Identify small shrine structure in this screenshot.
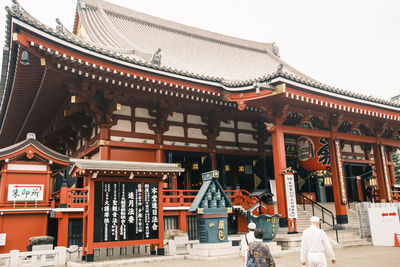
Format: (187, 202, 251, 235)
(189, 170, 233, 243)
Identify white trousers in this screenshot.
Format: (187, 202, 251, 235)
(307, 252, 327, 267)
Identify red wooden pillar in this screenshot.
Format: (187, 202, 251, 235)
(328, 138, 348, 227)
(387, 150, 397, 186)
(57, 214, 69, 247)
(155, 131, 165, 163)
(178, 211, 187, 232)
(271, 121, 288, 226)
(211, 152, 217, 170)
(372, 143, 388, 201)
(171, 174, 178, 190)
(356, 176, 364, 202)
(99, 125, 110, 160)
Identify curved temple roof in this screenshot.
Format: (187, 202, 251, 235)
(1, 0, 399, 112)
(76, 0, 311, 83)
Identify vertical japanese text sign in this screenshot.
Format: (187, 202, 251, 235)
(334, 139, 347, 204)
(284, 173, 297, 219)
(93, 181, 159, 243)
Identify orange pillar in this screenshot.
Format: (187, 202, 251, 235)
(271, 121, 288, 227)
(155, 131, 165, 163)
(171, 174, 178, 190)
(57, 214, 69, 247)
(387, 151, 397, 186)
(356, 176, 364, 202)
(328, 138, 348, 227)
(99, 125, 110, 160)
(178, 211, 187, 232)
(372, 143, 388, 201)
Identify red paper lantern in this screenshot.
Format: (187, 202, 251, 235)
(297, 136, 330, 172)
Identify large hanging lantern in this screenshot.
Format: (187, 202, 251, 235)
(297, 136, 330, 172)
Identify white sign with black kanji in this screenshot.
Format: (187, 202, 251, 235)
(284, 174, 297, 219)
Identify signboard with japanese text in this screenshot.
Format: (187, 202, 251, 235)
(334, 139, 347, 204)
(93, 181, 159, 243)
(146, 182, 159, 239)
(7, 184, 44, 201)
(284, 174, 297, 219)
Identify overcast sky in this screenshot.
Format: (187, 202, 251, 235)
(1, 0, 400, 101)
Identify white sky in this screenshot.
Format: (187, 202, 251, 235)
(1, 0, 400, 100)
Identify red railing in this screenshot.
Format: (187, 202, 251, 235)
(53, 188, 88, 208)
(0, 201, 54, 209)
(162, 189, 270, 215)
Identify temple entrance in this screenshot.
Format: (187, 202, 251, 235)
(165, 151, 269, 193)
(343, 163, 373, 202)
(217, 154, 268, 192)
(165, 151, 211, 190)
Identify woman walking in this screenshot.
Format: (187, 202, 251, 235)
(246, 228, 275, 267)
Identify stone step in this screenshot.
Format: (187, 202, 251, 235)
(338, 238, 372, 248)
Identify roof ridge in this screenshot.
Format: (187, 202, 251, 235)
(83, 0, 275, 55)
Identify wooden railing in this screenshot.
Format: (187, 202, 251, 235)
(162, 189, 270, 215)
(52, 188, 88, 208)
(67, 188, 88, 207)
(393, 190, 400, 202)
(0, 201, 54, 209)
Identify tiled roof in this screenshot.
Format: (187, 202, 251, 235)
(1, 0, 400, 110)
(0, 133, 69, 163)
(70, 158, 184, 173)
(78, 0, 311, 82)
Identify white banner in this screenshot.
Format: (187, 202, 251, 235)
(7, 184, 44, 201)
(285, 174, 297, 219)
(368, 207, 400, 246)
(0, 234, 6, 246)
(269, 180, 277, 202)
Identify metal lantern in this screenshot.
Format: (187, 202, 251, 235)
(323, 175, 332, 187)
(368, 176, 377, 187)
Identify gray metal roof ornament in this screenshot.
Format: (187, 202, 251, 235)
(77, 0, 86, 9)
(277, 63, 284, 73)
(11, 0, 23, 16)
(150, 48, 162, 66)
(272, 43, 280, 58)
(55, 18, 66, 35)
(20, 50, 30, 65)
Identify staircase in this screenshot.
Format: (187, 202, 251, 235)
(295, 202, 360, 232)
(275, 199, 372, 250)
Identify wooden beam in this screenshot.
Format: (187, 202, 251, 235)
(282, 125, 330, 138)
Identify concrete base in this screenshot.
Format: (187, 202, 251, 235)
(275, 234, 302, 250)
(336, 223, 352, 230)
(188, 242, 240, 260)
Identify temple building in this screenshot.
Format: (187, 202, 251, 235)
(0, 0, 399, 261)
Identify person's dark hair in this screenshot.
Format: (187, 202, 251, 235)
(254, 228, 264, 239)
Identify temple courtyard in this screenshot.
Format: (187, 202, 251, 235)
(72, 245, 399, 267)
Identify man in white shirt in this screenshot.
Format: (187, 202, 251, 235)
(241, 222, 256, 265)
(300, 216, 336, 267)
